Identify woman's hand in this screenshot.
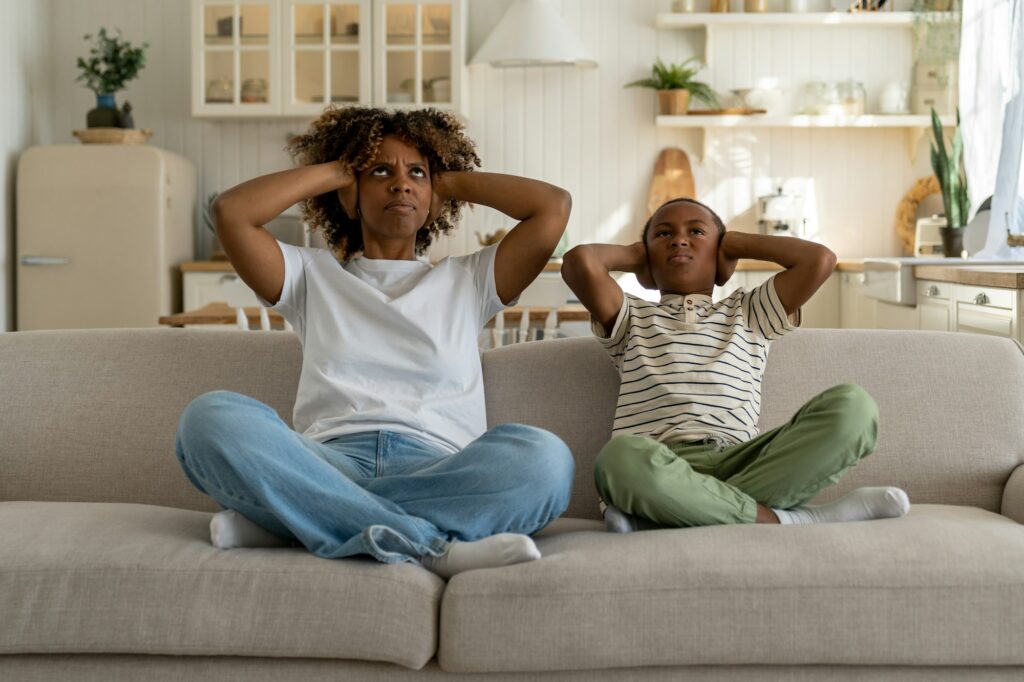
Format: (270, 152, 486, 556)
(715, 232, 738, 286)
(426, 170, 452, 226)
(630, 241, 657, 290)
(335, 162, 358, 220)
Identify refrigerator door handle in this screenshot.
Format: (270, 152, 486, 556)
(20, 256, 71, 266)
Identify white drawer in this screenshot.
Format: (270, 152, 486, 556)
(916, 279, 953, 301)
(955, 304, 1014, 338)
(954, 284, 1015, 310)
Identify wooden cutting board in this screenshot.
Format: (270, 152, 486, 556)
(647, 148, 696, 217)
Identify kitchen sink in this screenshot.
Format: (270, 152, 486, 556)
(862, 257, 1024, 305)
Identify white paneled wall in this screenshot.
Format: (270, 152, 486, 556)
(37, 0, 940, 265)
(2, 0, 52, 332)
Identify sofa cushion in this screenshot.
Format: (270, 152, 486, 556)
(0, 502, 442, 669)
(438, 504, 1024, 673)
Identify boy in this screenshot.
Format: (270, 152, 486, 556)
(561, 198, 909, 531)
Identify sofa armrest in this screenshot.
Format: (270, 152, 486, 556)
(1001, 463, 1024, 524)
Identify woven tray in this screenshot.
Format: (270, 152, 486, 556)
(73, 128, 153, 145)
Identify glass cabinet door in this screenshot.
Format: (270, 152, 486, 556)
(374, 0, 459, 109)
(196, 0, 279, 115)
(284, 0, 371, 115)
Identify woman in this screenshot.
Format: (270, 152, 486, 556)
(175, 107, 575, 579)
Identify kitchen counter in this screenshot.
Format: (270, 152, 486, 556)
(737, 259, 864, 272)
(182, 258, 866, 273)
(913, 265, 1024, 289)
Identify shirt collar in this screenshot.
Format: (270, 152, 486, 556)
(659, 292, 713, 308)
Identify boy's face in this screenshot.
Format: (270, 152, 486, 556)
(644, 202, 719, 295)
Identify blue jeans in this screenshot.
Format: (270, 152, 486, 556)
(174, 391, 575, 564)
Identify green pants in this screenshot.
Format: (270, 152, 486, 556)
(594, 383, 879, 527)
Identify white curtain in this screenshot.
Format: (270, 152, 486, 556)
(961, 0, 1024, 258)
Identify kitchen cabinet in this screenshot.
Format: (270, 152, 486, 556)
(953, 283, 1020, 340)
(714, 270, 840, 329)
(916, 279, 953, 332)
(191, 0, 465, 117)
(839, 271, 877, 329)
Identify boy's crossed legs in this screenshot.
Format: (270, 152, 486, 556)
(596, 383, 910, 531)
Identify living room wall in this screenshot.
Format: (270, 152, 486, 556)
(0, 0, 52, 333)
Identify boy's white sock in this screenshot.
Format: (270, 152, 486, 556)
(420, 533, 541, 579)
(210, 509, 294, 549)
(603, 504, 661, 533)
(773, 486, 910, 525)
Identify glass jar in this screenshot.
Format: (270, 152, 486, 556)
(838, 79, 866, 116)
(800, 80, 827, 114)
(820, 83, 844, 117)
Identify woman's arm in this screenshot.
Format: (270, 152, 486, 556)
(212, 161, 354, 305)
(561, 242, 650, 336)
(719, 232, 836, 316)
(433, 172, 571, 305)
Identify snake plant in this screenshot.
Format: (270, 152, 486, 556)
(929, 107, 970, 228)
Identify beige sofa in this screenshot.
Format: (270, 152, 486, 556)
(2, 328, 1024, 681)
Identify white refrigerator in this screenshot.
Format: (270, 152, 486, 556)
(16, 145, 195, 330)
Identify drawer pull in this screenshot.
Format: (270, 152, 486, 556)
(973, 292, 990, 306)
(926, 285, 940, 297)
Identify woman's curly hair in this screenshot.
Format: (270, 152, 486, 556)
(287, 107, 481, 260)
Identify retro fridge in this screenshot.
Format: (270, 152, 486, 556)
(16, 145, 195, 330)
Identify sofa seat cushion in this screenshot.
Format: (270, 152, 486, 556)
(0, 502, 443, 669)
(439, 504, 1024, 673)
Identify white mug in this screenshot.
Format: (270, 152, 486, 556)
(787, 0, 811, 11)
(880, 82, 909, 114)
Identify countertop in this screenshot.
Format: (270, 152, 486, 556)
(181, 258, 867, 273)
(912, 265, 1024, 289)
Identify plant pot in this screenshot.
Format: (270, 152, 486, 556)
(657, 89, 691, 116)
(939, 225, 965, 257)
(86, 93, 122, 128)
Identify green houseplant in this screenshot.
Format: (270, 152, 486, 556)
(625, 57, 719, 115)
(929, 107, 970, 257)
(76, 28, 149, 128)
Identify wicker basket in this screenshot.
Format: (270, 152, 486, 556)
(73, 128, 153, 145)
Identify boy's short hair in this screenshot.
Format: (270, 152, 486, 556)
(641, 198, 727, 244)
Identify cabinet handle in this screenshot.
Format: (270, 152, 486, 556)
(20, 256, 70, 266)
(973, 292, 990, 306)
(219, 274, 239, 285)
(926, 285, 939, 297)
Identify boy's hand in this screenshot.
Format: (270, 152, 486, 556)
(335, 162, 358, 220)
(630, 241, 657, 289)
(715, 232, 738, 286)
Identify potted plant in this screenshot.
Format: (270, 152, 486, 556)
(76, 28, 149, 128)
(928, 107, 970, 257)
(625, 57, 719, 115)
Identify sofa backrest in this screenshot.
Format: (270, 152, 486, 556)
(482, 330, 1024, 519)
(2, 328, 1023, 521)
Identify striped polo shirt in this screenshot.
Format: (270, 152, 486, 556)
(592, 275, 794, 447)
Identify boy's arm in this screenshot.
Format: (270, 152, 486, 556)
(561, 242, 649, 335)
(719, 232, 836, 316)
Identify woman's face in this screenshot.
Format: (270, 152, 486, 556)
(357, 134, 432, 248)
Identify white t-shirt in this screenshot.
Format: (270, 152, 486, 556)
(257, 241, 508, 454)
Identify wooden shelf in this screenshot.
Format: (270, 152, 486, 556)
(654, 11, 957, 29)
(657, 114, 956, 163)
(656, 114, 956, 128)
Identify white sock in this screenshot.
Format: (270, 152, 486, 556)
(603, 504, 661, 533)
(420, 533, 541, 579)
(773, 486, 911, 525)
(209, 509, 294, 549)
